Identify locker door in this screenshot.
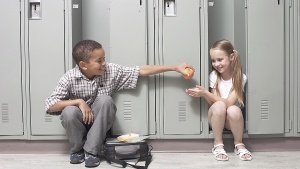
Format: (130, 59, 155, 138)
(109, 0, 149, 135)
(247, 0, 284, 134)
(29, 0, 66, 136)
(162, 0, 201, 135)
(298, 0, 300, 134)
(0, 0, 24, 136)
(208, 0, 235, 47)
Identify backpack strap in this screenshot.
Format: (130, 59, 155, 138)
(143, 154, 152, 169)
(106, 153, 152, 169)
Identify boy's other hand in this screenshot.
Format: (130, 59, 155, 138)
(78, 99, 94, 124)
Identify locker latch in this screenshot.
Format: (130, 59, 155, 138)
(164, 0, 176, 16)
(29, 0, 42, 20)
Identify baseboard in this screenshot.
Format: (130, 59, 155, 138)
(1, 137, 300, 154)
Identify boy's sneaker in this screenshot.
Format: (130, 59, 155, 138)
(85, 151, 100, 167)
(70, 150, 85, 164)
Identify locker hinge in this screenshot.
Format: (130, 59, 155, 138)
(289, 120, 292, 130)
(200, 122, 203, 132)
(289, 0, 293, 8)
(245, 0, 249, 8)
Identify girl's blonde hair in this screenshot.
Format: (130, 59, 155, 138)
(211, 39, 244, 107)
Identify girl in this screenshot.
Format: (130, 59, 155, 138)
(186, 39, 252, 161)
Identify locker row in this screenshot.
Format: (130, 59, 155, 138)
(0, 0, 299, 140)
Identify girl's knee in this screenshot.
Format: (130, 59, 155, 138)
(211, 101, 226, 113)
(214, 101, 227, 109)
(227, 106, 243, 120)
(209, 101, 227, 119)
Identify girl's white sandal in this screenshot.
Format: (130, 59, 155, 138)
(212, 144, 229, 161)
(234, 143, 253, 161)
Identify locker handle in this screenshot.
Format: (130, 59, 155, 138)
(29, 1, 42, 20)
(140, 0, 142, 6)
(278, 0, 280, 5)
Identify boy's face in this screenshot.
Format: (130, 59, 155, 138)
(80, 48, 106, 79)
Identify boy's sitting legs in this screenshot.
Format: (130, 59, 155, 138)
(83, 95, 116, 167)
(61, 106, 101, 167)
(60, 96, 116, 167)
(61, 106, 87, 164)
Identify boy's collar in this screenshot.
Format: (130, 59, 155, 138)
(74, 65, 83, 78)
(74, 65, 100, 80)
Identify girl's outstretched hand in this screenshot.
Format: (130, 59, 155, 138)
(186, 85, 207, 97)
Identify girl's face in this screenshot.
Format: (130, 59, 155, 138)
(210, 49, 233, 76)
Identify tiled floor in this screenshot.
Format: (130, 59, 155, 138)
(0, 152, 299, 169)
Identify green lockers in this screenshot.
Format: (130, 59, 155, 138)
(1, 0, 299, 140)
(82, 0, 150, 135)
(0, 0, 24, 136)
(208, 0, 286, 135)
(297, 0, 300, 135)
(109, 0, 149, 135)
(160, 0, 202, 135)
(246, 0, 285, 134)
(28, 0, 66, 136)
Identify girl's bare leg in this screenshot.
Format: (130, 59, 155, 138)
(208, 101, 227, 160)
(225, 105, 251, 159)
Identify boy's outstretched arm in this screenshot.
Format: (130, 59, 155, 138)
(139, 63, 194, 76)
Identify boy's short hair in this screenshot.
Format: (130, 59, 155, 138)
(72, 40, 103, 65)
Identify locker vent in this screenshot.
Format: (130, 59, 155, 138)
(178, 101, 186, 122)
(260, 100, 269, 120)
(123, 101, 132, 121)
(1, 103, 9, 123)
(45, 113, 53, 122)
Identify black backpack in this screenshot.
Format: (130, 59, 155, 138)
(104, 138, 152, 169)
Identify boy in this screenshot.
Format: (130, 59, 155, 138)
(45, 40, 193, 167)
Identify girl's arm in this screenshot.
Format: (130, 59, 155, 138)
(186, 85, 238, 108)
(206, 88, 238, 107)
